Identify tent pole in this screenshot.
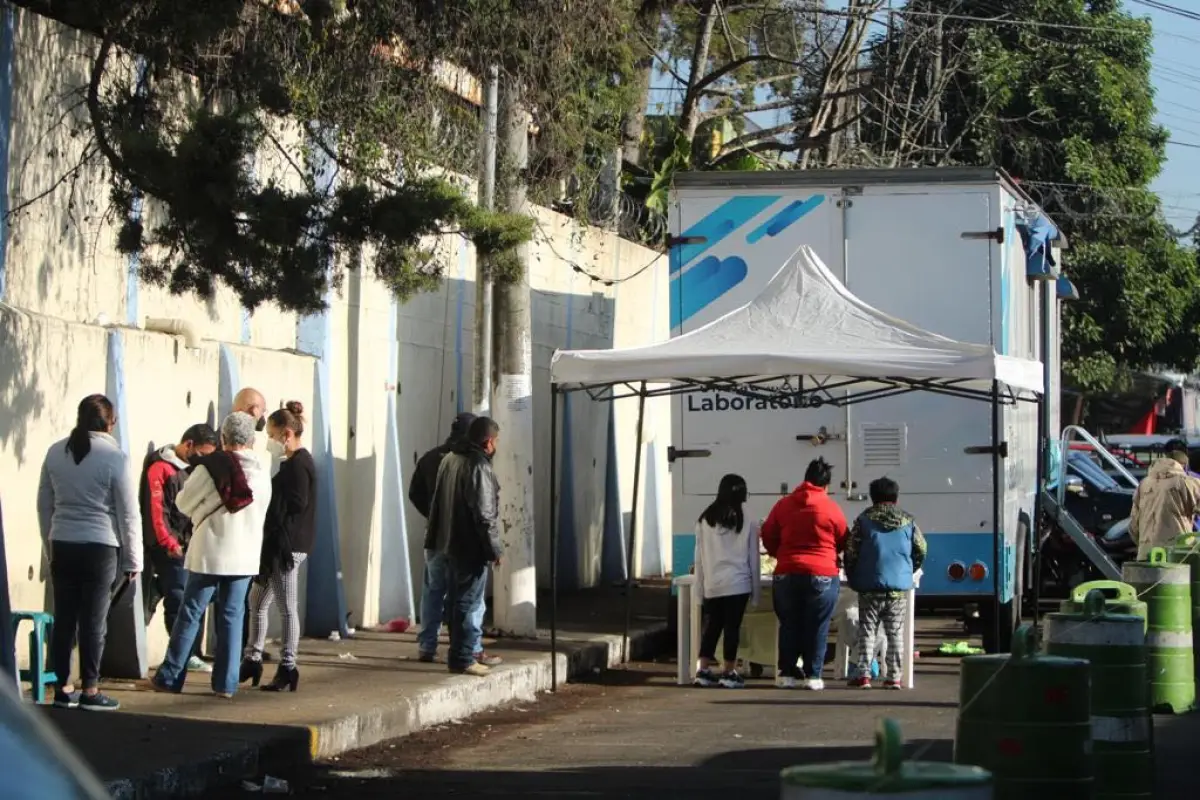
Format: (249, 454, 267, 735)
(622, 384, 648, 664)
(550, 385, 560, 691)
(991, 379, 1003, 652)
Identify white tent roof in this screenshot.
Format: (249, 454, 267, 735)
(550, 246, 1043, 395)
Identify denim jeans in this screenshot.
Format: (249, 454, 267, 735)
(155, 573, 251, 695)
(145, 548, 204, 658)
(418, 550, 484, 658)
(447, 561, 488, 671)
(773, 573, 840, 680)
(50, 542, 118, 690)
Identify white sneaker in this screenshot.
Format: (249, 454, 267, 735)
(186, 656, 213, 673)
(776, 675, 798, 689)
(803, 678, 825, 691)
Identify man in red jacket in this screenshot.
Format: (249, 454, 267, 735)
(141, 423, 219, 672)
(761, 457, 848, 690)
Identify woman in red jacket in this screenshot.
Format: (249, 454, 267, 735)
(761, 457, 848, 690)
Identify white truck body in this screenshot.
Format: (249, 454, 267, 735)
(668, 168, 1061, 605)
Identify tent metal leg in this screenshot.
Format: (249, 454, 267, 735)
(550, 385, 560, 691)
(991, 379, 1003, 651)
(622, 385, 648, 664)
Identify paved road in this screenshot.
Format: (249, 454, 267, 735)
(241, 656, 965, 798)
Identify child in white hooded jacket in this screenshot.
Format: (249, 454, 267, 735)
(693, 473, 760, 688)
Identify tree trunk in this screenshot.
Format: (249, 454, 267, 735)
(678, 0, 718, 147)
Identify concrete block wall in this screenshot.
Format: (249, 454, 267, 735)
(0, 9, 671, 668)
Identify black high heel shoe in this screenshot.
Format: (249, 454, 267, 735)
(239, 658, 263, 687)
(262, 664, 300, 693)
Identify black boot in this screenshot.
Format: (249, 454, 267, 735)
(262, 664, 300, 693)
(239, 658, 263, 687)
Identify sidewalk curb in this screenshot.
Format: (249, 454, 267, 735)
(105, 625, 669, 798)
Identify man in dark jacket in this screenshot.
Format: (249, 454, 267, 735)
(410, 413, 502, 667)
(140, 423, 218, 672)
(426, 417, 503, 676)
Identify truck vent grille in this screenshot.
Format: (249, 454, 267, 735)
(861, 424, 906, 467)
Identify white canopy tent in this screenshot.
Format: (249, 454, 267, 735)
(543, 246, 1045, 688)
(551, 245, 1043, 397)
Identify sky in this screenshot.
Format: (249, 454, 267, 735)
(646, 3, 1200, 236)
(1144, 3, 1200, 234)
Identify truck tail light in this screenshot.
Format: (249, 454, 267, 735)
(947, 562, 966, 582)
(969, 562, 988, 581)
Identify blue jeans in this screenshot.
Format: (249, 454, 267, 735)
(146, 548, 205, 658)
(447, 562, 488, 671)
(773, 573, 840, 680)
(155, 573, 251, 695)
(418, 550, 484, 658)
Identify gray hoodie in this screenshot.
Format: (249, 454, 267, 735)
(37, 432, 142, 572)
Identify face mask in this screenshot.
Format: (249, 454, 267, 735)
(266, 439, 286, 459)
(255, 416, 267, 432)
(187, 454, 204, 468)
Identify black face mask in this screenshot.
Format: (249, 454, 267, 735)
(187, 454, 204, 468)
(255, 416, 266, 432)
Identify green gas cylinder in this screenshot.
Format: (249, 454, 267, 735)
(954, 623, 1093, 800)
(1122, 547, 1195, 714)
(782, 718, 992, 798)
(1044, 588, 1152, 799)
(1167, 534, 1200, 681)
(1059, 580, 1148, 632)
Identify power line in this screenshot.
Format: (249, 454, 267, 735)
(1129, 0, 1200, 24)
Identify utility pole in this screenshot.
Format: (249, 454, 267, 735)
(491, 80, 537, 637)
(472, 66, 500, 415)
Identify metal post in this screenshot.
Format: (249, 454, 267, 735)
(1032, 393, 1046, 626)
(622, 385, 648, 663)
(991, 379, 1003, 652)
(1032, 279, 1052, 626)
(550, 386, 560, 691)
(472, 66, 499, 415)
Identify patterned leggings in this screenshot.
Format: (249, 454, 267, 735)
(854, 593, 906, 681)
(244, 553, 307, 668)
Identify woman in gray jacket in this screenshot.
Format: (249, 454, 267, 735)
(37, 394, 142, 711)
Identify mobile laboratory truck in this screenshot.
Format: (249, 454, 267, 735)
(667, 167, 1063, 651)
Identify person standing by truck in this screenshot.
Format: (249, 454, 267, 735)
(692, 474, 760, 689)
(761, 458, 848, 690)
(1130, 438, 1200, 559)
(844, 477, 926, 690)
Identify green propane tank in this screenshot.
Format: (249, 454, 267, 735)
(1044, 589, 1152, 800)
(781, 718, 992, 799)
(1059, 580, 1148, 632)
(1122, 547, 1196, 714)
(1167, 533, 1200, 681)
(954, 623, 1093, 800)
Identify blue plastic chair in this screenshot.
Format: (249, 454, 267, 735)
(11, 611, 56, 703)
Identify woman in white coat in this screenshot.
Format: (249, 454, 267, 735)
(152, 412, 272, 697)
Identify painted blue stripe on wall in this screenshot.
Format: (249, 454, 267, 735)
(0, 6, 13, 301)
(601, 405, 626, 583)
(557, 271, 579, 590)
(669, 195, 779, 276)
(217, 344, 239, 423)
(125, 194, 142, 326)
(299, 125, 349, 638)
(746, 195, 825, 243)
(379, 298, 414, 619)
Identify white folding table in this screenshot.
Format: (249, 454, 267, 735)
(673, 572, 919, 689)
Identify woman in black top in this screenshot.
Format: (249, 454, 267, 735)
(240, 401, 316, 692)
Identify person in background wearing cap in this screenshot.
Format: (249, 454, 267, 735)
(409, 412, 502, 668)
(1130, 437, 1200, 559)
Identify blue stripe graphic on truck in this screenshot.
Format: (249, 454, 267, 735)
(671, 530, 1000, 597)
(668, 195, 780, 275)
(746, 195, 825, 243)
(670, 255, 748, 328)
